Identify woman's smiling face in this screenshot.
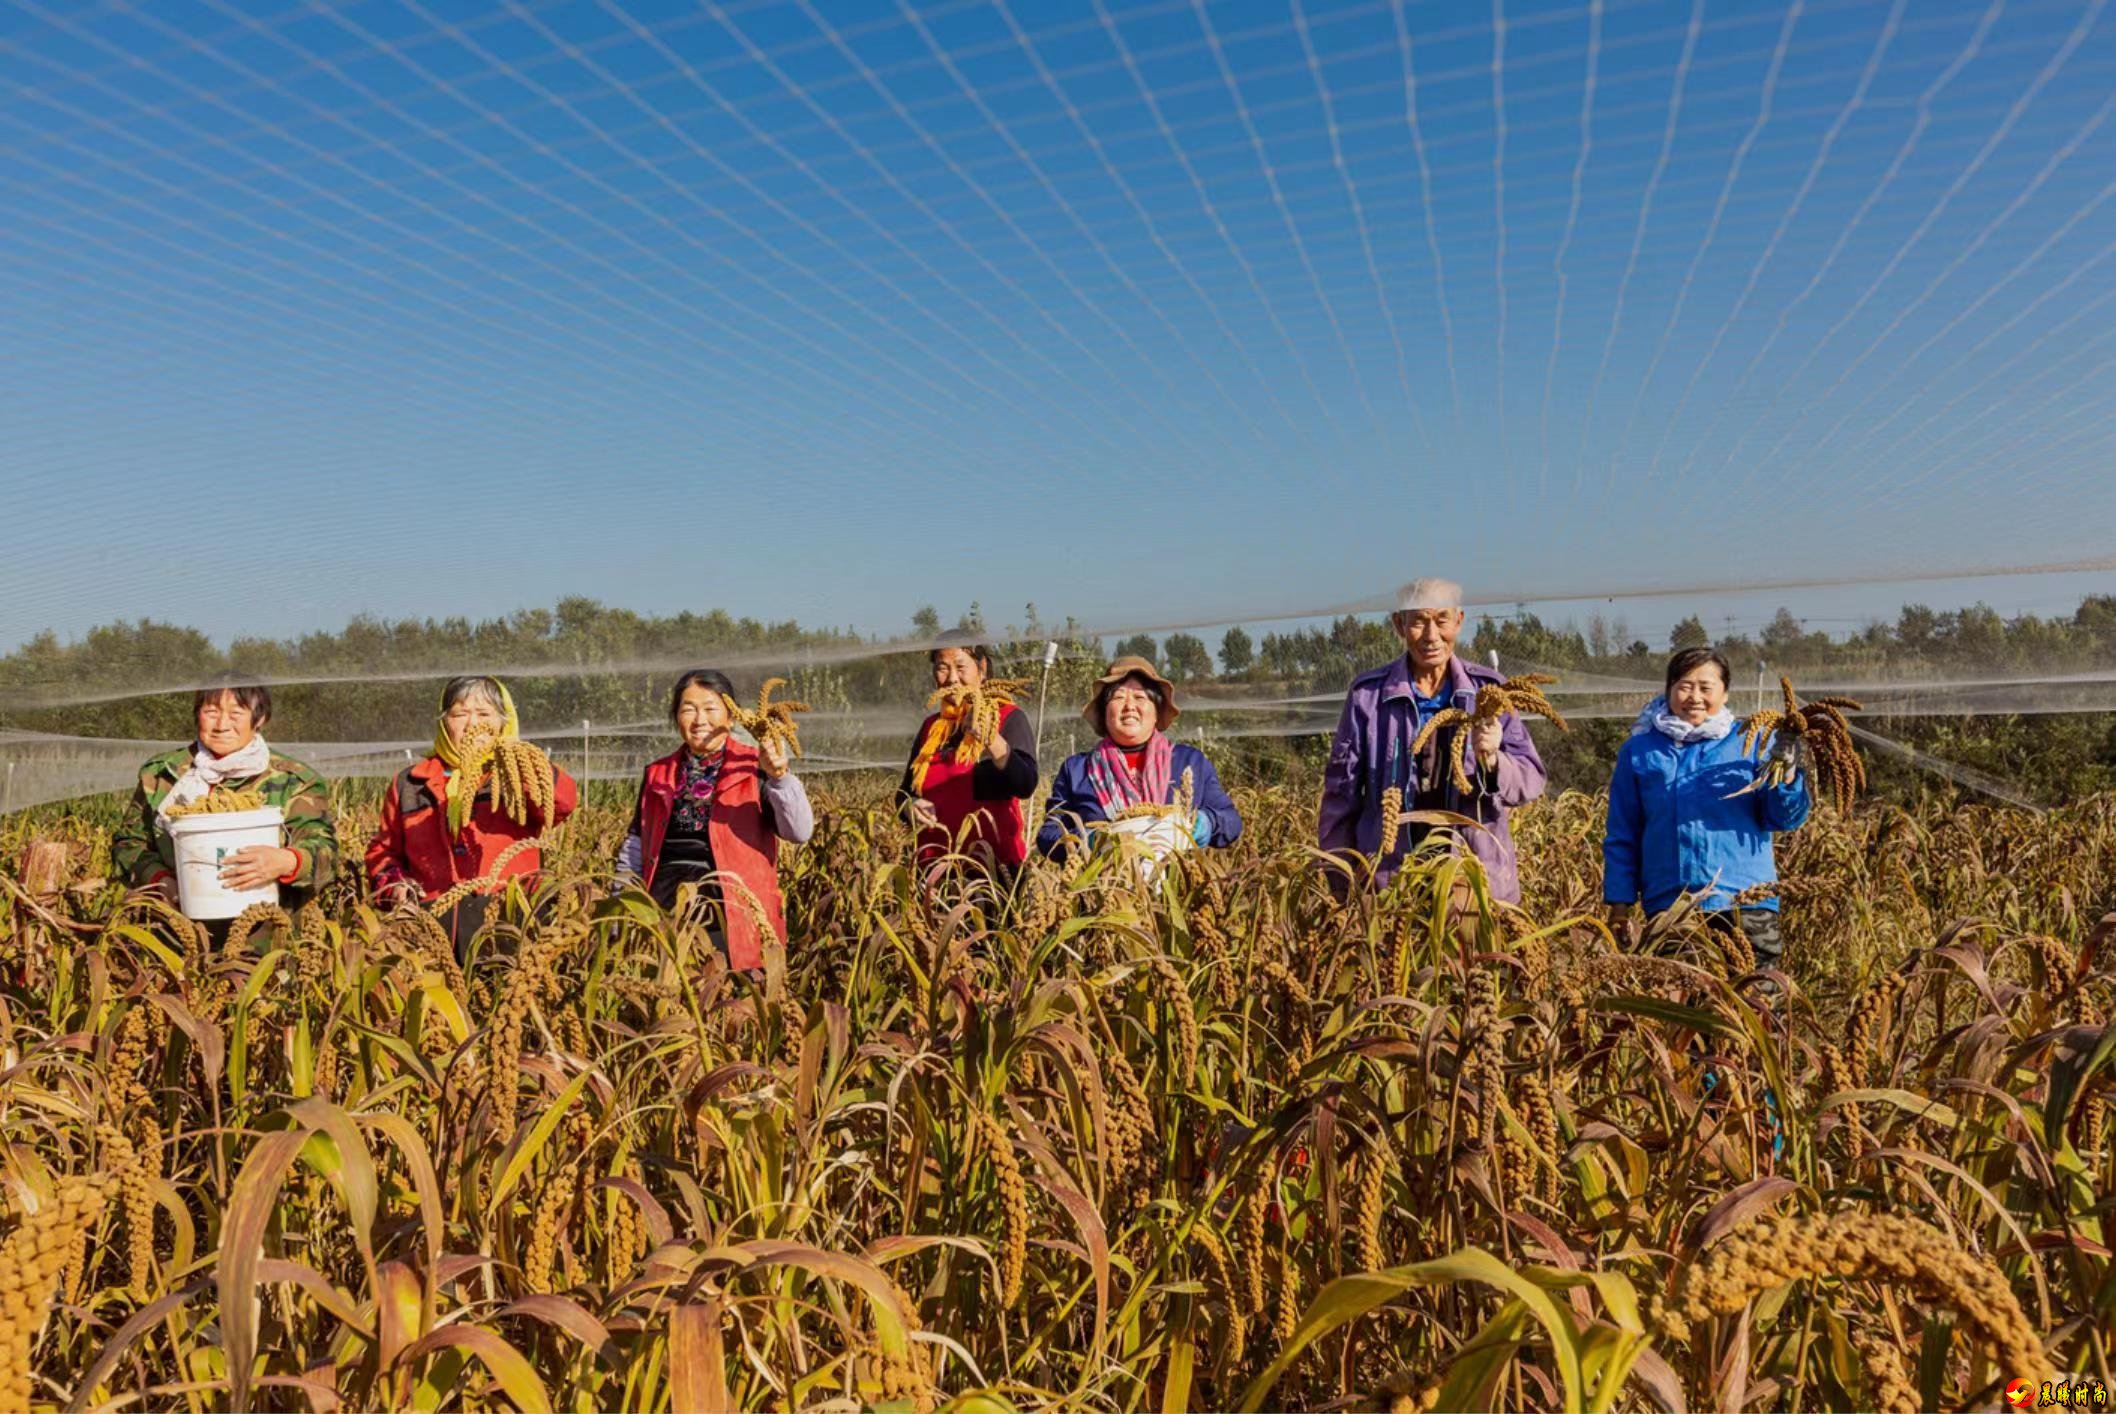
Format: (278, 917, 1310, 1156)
(1668, 662, 1730, 724)
(675, 682, 732, 752)
(196, 690, 259, 757)
(931, 648, 986, 691)
(1104, 679, 1159, 747)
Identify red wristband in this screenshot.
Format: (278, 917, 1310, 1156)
(276, 849, 306, 886)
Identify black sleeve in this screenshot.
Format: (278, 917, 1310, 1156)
(972, 710, 1039, 801)
(896, 732, 922, 817)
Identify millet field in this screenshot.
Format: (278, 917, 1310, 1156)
(0, 779, 2111, 1411)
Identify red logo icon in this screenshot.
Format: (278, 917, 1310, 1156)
(2005, 1378, 2035, 1407)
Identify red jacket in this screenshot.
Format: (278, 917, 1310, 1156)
(365, 754, 578, 903)
(633, 742, 786, 971)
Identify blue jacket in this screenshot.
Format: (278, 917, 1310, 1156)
(1035, 741, 1242, 857)
(1602, 725, 1811, 915)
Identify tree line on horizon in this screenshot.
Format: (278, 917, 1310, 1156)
(3, 593, 2112, 805)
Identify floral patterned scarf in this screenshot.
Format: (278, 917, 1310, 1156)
(1084, 732, 1173, 816)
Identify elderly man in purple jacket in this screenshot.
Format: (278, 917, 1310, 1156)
(1318, 578, 1547, 900)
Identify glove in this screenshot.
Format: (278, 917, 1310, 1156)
(1191, 812, 1213, 846)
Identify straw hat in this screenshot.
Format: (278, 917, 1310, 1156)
(1084, 655, 1180, 734)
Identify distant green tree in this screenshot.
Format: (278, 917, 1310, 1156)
(2077, 594, 2116, 633)
(1953, 603, 2005, 659)
(1670, 615, 1709, 651)
(911, 605, 941, 638)
(1897, 604, 1937, 651)
(1471, 612, 1590, 669)
(1218, 625, 1254, 676)
(1762, 607, 1805, 649)
(1258, 632, 1298, 680)
(1162, 633, 1212, 682)
(1113, 634, 1158, 665)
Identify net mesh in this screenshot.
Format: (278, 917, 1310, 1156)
(7, 649, 2110, 813)
(3, 3, 2113, 809)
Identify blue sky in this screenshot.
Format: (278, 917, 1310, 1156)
(2, 0, 2112, 656)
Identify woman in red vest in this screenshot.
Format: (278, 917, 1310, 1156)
(367, 676, 578, 951)
(616, 669, 813, 970)
(897, 636, 1038, 874)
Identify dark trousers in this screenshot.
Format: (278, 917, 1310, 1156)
(440, 894, 491, 966)
(1705, 907, 1783, 972)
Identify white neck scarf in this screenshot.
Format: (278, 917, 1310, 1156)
(1632, 696, 1736, 746)
(157, 734, 274, 826)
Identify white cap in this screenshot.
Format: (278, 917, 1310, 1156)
(1394, 577, 1463, 613)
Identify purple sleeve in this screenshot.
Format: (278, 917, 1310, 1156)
(1317, 689, 1365, 855)
(762, 771, 815, 844)
(1482, 710, 1547, 808)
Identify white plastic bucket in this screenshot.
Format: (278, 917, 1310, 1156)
(167, 806, 284, 920)
(1099, 814, 1193, 882)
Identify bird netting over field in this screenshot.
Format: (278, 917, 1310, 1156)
(9, 12, 2116, 1408)
(3, 0, 2114, 808)
(1, 0, 2113, 651)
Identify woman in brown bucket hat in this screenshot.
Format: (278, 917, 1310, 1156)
(1034, 654, 1241, 858)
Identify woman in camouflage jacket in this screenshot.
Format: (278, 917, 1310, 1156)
(110, 680, 339, 909)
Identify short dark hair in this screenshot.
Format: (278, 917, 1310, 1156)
(440, 675, 507, 713)
(1664, 646, 1732, 694)
(928, 635, 992, 675)
(193, 677, 271, 728)
(669, 668, 736, 724)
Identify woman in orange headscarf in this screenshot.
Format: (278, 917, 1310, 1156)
(896, 636, 1037, 873)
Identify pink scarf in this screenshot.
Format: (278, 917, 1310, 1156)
(1085, 732, 1174, 816)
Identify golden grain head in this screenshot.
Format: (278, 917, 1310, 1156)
(1656, 1210, 2045, 1378)
(163, 786, 269, 819)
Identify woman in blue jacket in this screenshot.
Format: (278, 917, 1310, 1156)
(1602, 647, 1810, 969)
(1036, 656, 1241, 858)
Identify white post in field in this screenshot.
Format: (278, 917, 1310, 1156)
(1034, 640, 1058, 764)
